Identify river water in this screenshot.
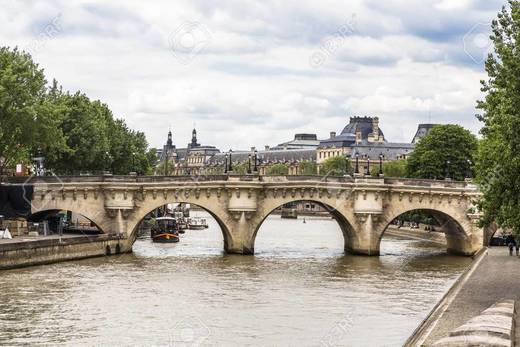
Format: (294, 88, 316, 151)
(0, 212, 471, 347)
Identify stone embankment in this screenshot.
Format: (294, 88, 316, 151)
(405, 247, 520, 346)
(0, 234, 131, 270)
(433, 300, 515, 347)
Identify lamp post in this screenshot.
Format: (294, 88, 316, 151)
(253, 150, 258, 172)
(247, 154, 252, 174)
(466, 159, 472, 178)
(224, 153, 228, 174)
(105, 151, 112, 173)
(366, 157, 371, 176)
(132, 151, 136, 173)
(379, 153, 384, 175)
(446, 160, 451, 179)
(228, 150, 233, 172)
(355, 152, 359, 174)
(345, 154, 351, 175)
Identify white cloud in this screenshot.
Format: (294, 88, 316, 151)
(0, 0, 502, 150)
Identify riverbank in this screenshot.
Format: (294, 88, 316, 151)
(385, 226, 447, 245)
(406, 247, 520, 346)
(0, 234, 131, 270)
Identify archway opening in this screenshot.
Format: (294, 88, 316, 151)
(27, 209, 103, 236)
(132, 202, 229, 256)
(253, 200, 355, 257)
(379, 209, 471, 256)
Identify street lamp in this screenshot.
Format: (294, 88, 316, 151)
(132, 151, 136, 173)
(355, 152, 359, 174)
(466, 159, 472, 178)
(224, 153, 228, 174)
(379, 153, 384, 175)
(248, 154, 252, 174)
(228, 149, 233, 172)
(367, 157, 371, 176)
(253, 150, 258, 172)
(446, 160, 451, 179)
(345, 154, 351, 175)
(105, 151, 112, 173)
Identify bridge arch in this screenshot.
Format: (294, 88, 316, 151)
(29, 205, 111, 235)
(128, 198, 234, 251)
(249, 197, 357, 254)
(377, 206, 475, 255)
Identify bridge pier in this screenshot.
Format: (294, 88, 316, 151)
(223, 211, 256, 255)
(345, 213, 382, 256)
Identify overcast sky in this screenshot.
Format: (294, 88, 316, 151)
(0, 0, 504, 150)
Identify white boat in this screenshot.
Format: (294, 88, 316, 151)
(188, 217, 208, 230)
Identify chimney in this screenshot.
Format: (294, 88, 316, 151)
(265, 145, 270, 151)
(330, 131, 336, 138)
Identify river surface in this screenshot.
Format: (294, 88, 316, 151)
(0, 212, 472, 347)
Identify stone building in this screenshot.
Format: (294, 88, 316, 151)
(155, 117, 438, 177)
(317, 116, 417, 174)
(155, 128, 220, 175)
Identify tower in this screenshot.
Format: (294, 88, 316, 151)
(190, 128, 200, 148)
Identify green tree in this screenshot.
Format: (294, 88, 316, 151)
(0, 47, 66, 174)
(406, 125, 477, 180)
(298, 160, 317, 175)
(232, 162, 249, 175)
(475, 1, 520, 233)
(266, 163, 289, 175)
(379, 159, 407, 178)
(320, 156, 351, 176)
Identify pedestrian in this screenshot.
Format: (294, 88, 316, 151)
(505, 234, 515, 256)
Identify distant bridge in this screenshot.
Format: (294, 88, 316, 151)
(13, 175, 486, 256)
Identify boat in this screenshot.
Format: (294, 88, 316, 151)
(188, 217, 208, 230)
(151, 217, 180, 243)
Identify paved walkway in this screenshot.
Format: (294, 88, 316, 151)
(423, 247, 520, 346)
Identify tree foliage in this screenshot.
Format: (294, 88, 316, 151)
(381, 159, 407, 178)
(406, 125, 477, 181)
(475, 1, 520, 233)
(0, 46, 155, 175)
(320, 156, 351, 176)
(298, 160, 317, 175)
(266, 163, 289, 175)
(0, 47, 66, 174)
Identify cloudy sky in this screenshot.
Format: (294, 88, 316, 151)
(0, 0, 504, 150)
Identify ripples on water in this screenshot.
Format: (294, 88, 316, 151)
(0, 212, 471, 347)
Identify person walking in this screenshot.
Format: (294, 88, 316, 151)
(505, 234, 515, 256)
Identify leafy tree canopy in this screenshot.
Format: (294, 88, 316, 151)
(266, 163, 289, 175)
(298, 160, 317, 175)
(320, 156, 351, 176)
(406, 124, 477, 181)
(0, 46, 155, 176)
(475, 1, 520, 233)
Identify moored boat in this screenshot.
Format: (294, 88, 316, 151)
(188, 217, 208, 230)
(151, 217, 180, 243)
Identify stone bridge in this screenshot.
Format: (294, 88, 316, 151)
(19, 175, 485, 256)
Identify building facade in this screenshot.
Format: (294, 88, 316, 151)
(155, 117, 438, 177)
